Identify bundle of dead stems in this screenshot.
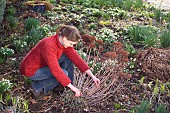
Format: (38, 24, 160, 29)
(60, 34, 132, 109)
(136, 47, 170, 81)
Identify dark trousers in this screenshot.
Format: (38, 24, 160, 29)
(29, 54, 74, 94)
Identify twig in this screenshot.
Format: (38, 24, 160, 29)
(37, 96, 53, 111)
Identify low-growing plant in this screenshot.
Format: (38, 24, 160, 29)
(7, 6, 16, 15)
(93, 9, 104, 17)
(26, 27, 43, 46)
(163, 11, 170, 22)
(134, 100, 150, 113)
(66, 4, 82, 12)
(144, 33, 158, 48)
(155, 103, 169, 113)
(37, 24, 52, 37)
(128, 25, 158, 45)
(134, 0, 143, 9)
(0, 78, 12, 95)
(88, 23, 97, 30)
(99, 20, 112, 26)
(113, 0, 124, 9)
(160, 29, 170, 48)
(1, 95, 29, 113)
(96, 27, 116, 51)
(128, 25, 147, 43)
(123, 0, 133, 11)
(83, 8, 104, 17)
(7, 16, 18, 29)
(24, 17, 41, 32)
(13, 38, 27, 52)
(0, 47, 14, 64)
(124, 43, 137, 55)
(154, 8, 163, 22)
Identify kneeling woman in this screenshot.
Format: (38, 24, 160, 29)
(20, 25, 100, 97)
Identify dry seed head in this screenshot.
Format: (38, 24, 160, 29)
(81, 34, 96, 47)
(113, 41, 123, 47)
(96, 39, 103, 45)
(103, 52, 117, 59)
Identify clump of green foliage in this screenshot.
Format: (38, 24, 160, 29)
(0, 78, 12, 95)
(160, 29, 170, 48)
(0, 47, 14, 64)
(24, 17, 41, 32)
(7, 16, 18, 29)
(128, 25, 158, 48)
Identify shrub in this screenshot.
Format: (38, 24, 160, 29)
(0, 0, 6, 25)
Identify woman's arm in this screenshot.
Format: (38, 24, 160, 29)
(85, 69, 100, 87)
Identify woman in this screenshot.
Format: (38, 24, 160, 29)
(20, 25, 100, 97)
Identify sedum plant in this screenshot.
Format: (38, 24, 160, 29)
(60, 34, 131, 110)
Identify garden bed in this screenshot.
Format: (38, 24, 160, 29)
(0, 0, 170, 113)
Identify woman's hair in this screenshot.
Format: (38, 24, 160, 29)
(56, 25, 81, 42)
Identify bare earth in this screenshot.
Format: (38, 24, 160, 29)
(145, 0, 170, 10)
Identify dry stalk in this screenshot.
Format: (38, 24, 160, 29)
(60, 35, 132, 110)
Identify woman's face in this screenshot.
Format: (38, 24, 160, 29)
(62, 37, 77, 48)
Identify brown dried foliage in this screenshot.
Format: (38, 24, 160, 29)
(136, 47, 170, 82)
(61, 34, 131, 109)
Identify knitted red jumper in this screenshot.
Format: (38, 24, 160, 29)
(20, 34, 90, 86)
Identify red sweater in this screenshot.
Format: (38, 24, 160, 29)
(20, 34, 90, 86)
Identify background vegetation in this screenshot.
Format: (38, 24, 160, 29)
(0, 0, 169, 112)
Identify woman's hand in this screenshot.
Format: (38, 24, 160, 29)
(92, 76, 100, 87)
(67, 83, 82, 97)
(85, 69, 100, 87)
(72, 87, 82, 97)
